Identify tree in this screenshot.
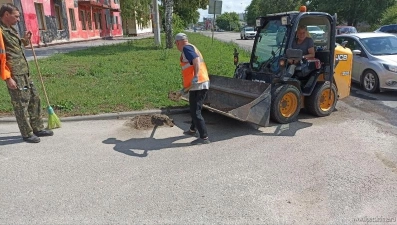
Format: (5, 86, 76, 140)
(216, 12, 240, 31)
(380, 4, 397, 25)
(120, 0, 152, 32)
(245, 0, 396, 28)
(245, 0, 304, 26)
(308, 0, 395, 26)
(161, 0, 209, 48)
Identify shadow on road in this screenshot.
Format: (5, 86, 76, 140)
(103, 125, 191, 157)
(103, 111, 313, 157)
(0, 134, 23, 146)
(350, 83, 397, 101)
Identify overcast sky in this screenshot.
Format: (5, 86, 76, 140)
(198, 0, 251, 21)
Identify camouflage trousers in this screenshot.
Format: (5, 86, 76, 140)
(7, 73, 44, 137)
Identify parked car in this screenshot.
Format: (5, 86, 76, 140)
(240, 27, 256, 40)
(336, 26, 358, 35)
(307, 25, 326, 43)
(336, 32, 397, 92)
(374, 24, 397, 36)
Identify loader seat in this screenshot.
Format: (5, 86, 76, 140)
(315, 50, 330, 65)
(295, 58, 321, 77)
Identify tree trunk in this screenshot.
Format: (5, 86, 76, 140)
(165, 0, 174, 49)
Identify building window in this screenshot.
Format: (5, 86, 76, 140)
(54, 5, 63, 30)
(93, 13, 97, 29)
(87, 12, 92, 30)
(34, 3, 46, 30)
(79, 10, 86, 30)
(69, 8, 76, 30)
(105, 14, 109, 29)
(99, 13, 102, 29)
(115, 16, 119, 29)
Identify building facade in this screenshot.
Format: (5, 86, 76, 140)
(1, 0, 123, 46)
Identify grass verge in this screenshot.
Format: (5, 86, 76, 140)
(0, 33, 251, 117)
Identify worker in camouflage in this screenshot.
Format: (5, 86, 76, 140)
(0, 3, 54, 143)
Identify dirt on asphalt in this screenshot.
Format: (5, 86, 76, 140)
(125, 114, 175, 130)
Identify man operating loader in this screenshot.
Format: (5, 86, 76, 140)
(174, 33, 210, 145)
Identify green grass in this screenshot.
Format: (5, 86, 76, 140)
(0, 33, 251, 117)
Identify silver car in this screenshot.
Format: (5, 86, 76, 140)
(336, 33, 397, 92)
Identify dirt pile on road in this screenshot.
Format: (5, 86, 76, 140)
(126, 114, 174, 130)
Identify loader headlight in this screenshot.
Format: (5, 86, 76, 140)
(383, 64, 397, 73)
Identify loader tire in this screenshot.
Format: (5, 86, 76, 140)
(270, 84, 301, 124)
(305, 81, 337, 117)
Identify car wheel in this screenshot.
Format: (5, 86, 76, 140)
(361, 69, 379, 93)
(244, 35, 247, 40)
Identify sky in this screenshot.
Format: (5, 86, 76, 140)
(198, 0, 252, 21)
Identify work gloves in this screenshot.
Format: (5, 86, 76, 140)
(192, 76, 198, 84)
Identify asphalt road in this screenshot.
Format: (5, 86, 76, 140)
(0, 32, 396, 224)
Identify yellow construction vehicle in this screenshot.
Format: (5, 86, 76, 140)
(195, 7, 353, 126)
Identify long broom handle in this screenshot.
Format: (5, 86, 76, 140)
(29, 38, 51, 106)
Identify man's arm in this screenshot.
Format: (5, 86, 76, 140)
(304, 46, 315, 59)
(192, 57, 200, 79)
(303, 38, 315, 59)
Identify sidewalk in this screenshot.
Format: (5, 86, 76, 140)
(25, 33, 155, 61)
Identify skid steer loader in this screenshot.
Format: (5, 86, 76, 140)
(191, 7, 353, 126)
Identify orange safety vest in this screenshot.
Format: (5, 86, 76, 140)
(0, 29, 11, 80)
(180, 44, 209, 89)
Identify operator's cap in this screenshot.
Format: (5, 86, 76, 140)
(175, 33, 188, 41)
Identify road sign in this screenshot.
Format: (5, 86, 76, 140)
(208, 0, 222, 15)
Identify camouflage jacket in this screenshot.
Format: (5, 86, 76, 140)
(0, 22, 29, 76)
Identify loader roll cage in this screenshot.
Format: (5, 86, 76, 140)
(251, 12, 337, 85)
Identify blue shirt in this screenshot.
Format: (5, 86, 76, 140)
(182, 45, 198, 64)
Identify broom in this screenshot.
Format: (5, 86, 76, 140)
(29, 38, 61, 129)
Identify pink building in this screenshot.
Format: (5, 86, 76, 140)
(9, 0, 122, 46)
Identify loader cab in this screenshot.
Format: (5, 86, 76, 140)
(249, 11, 336, 84)
(228, 9, 352, 125)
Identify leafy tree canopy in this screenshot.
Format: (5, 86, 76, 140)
(216, 12, 241, 31)
(245, 0, 397, 28)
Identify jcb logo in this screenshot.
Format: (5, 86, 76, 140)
(336, 54, 348, 61)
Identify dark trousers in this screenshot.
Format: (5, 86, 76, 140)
(188, 89, 208, 139)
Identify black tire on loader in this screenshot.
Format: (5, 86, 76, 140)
(270, 84, 301, 124)
(305, 81, 337, 117)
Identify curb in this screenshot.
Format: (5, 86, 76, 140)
(0, 108, 190, 123)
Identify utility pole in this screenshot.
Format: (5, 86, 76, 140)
(152, 0, 161, 46)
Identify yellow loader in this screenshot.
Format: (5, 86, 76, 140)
(192, 7, 353, 126)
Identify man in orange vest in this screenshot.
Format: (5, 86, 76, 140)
(0, 3, 54, 143)
(175, 33, 210, 145)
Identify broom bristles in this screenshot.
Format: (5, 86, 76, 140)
(47, 106, 61, 129)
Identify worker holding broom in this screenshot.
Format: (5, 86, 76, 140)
(0, 3, 54, 143)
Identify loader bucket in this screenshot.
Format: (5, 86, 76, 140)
(202, 75, 271, 127)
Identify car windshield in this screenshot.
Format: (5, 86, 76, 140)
(245, 27, 254, 31)
(252, 20, 286, 72)
(338, 27, 357, 33)
(308, 26, 322, 31)
(361, 36, 397, 55)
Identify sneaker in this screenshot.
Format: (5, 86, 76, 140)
(22, 134, 40, 143)
(191, 138, 210, 145)
(33, 129, 54, 137)
(183, 129, 197, 136)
